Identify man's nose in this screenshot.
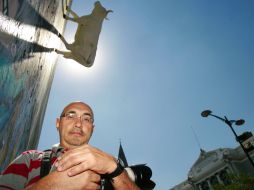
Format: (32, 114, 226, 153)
(74, 117, 82, 127)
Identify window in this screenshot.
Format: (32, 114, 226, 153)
(219, 169, 231, 185)
(210, 175, 219, 185)
(200, 181, 210, 190)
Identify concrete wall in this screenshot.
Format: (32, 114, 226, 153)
(0, 0, 71, 171)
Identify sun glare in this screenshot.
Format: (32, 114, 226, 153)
(58, 42, 110, 80)
(0, 12, 113, 81)
(0, 14, 36, 43)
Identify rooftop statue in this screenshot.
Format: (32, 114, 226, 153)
(55, 1, 112, 67)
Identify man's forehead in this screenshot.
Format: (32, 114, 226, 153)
(62, 102, 93, 115)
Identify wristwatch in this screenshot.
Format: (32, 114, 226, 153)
(106, 158, 125, 179)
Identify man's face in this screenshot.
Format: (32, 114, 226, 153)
(56, 102, 94, 149)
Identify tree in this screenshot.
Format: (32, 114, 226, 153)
(213, 173, 254, 190)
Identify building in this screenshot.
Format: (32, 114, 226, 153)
(0, 0, 71, 171)
(170, 145, 254, 190)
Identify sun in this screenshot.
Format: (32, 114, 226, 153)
(58, 42, 110, 80)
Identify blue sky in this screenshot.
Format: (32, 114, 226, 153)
(38, 1, 254, 189)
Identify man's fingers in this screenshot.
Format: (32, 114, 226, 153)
(56, 146, 95, 171)
(56, 144, 116, 174)
(67, 162, 89, 176)
(57, 153, 84, 171)
(87, 182, 101, 190)
(67, 169, 101, 190)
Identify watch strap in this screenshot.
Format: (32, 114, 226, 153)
(106, 159, 124, 179)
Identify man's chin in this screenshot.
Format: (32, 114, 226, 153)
(67, 138, 87, 147)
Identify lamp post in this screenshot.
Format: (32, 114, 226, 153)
(201, 109, 254, 168)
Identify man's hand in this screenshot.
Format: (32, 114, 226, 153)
(55, 144, 117, 177)
(25, 169, 101, 190)
(54, 145, 141, 190)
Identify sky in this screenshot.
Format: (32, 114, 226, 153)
(38, 1, 254, 189)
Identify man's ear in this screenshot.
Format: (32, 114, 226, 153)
(91, 124, 95, 134)
(56, 118, 60, 130)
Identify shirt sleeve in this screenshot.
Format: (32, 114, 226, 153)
(0, 152, 31, 189)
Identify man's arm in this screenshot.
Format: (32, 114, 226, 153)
(25, 169, 100, 190)
(0, 152, 32, 189)
(55, 144, 140, 190)
(111, 170, 140, 190)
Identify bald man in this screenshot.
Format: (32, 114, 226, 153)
(0, 102, 140, 190)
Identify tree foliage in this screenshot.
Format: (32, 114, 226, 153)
(213, 173, 254, 190)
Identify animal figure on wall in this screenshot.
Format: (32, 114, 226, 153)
(55, 1, 112, 67)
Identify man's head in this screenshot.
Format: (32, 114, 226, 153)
(56, 101, 94, 149)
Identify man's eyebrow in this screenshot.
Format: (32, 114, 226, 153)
(66, 110, 76, 114)
(61, 110, 93, 118)
(66, 111, 92, 116)
(82, 113, 92, 117)
(61, 110, 76, 117)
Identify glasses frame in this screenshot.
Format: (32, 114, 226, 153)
(61, 111, 94, 124)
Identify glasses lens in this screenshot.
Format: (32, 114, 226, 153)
(63, 112, 93, 123)
(65, 112, 77, 119)
(81, 115, 93, 123)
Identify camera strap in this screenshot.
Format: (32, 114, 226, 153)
(40, 149, 52, 178)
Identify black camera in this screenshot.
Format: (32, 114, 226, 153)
(101, 164, 156, 190)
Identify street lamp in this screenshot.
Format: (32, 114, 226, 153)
(201, 109, 254, 168)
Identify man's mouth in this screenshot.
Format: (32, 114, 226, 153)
(69, 131, 83, 136)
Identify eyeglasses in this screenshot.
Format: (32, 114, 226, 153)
(61, 112, 94, 124)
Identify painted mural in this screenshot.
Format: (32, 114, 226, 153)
(0, 0, 70, 170)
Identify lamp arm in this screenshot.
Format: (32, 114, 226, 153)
(209, 114, 226, 123)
